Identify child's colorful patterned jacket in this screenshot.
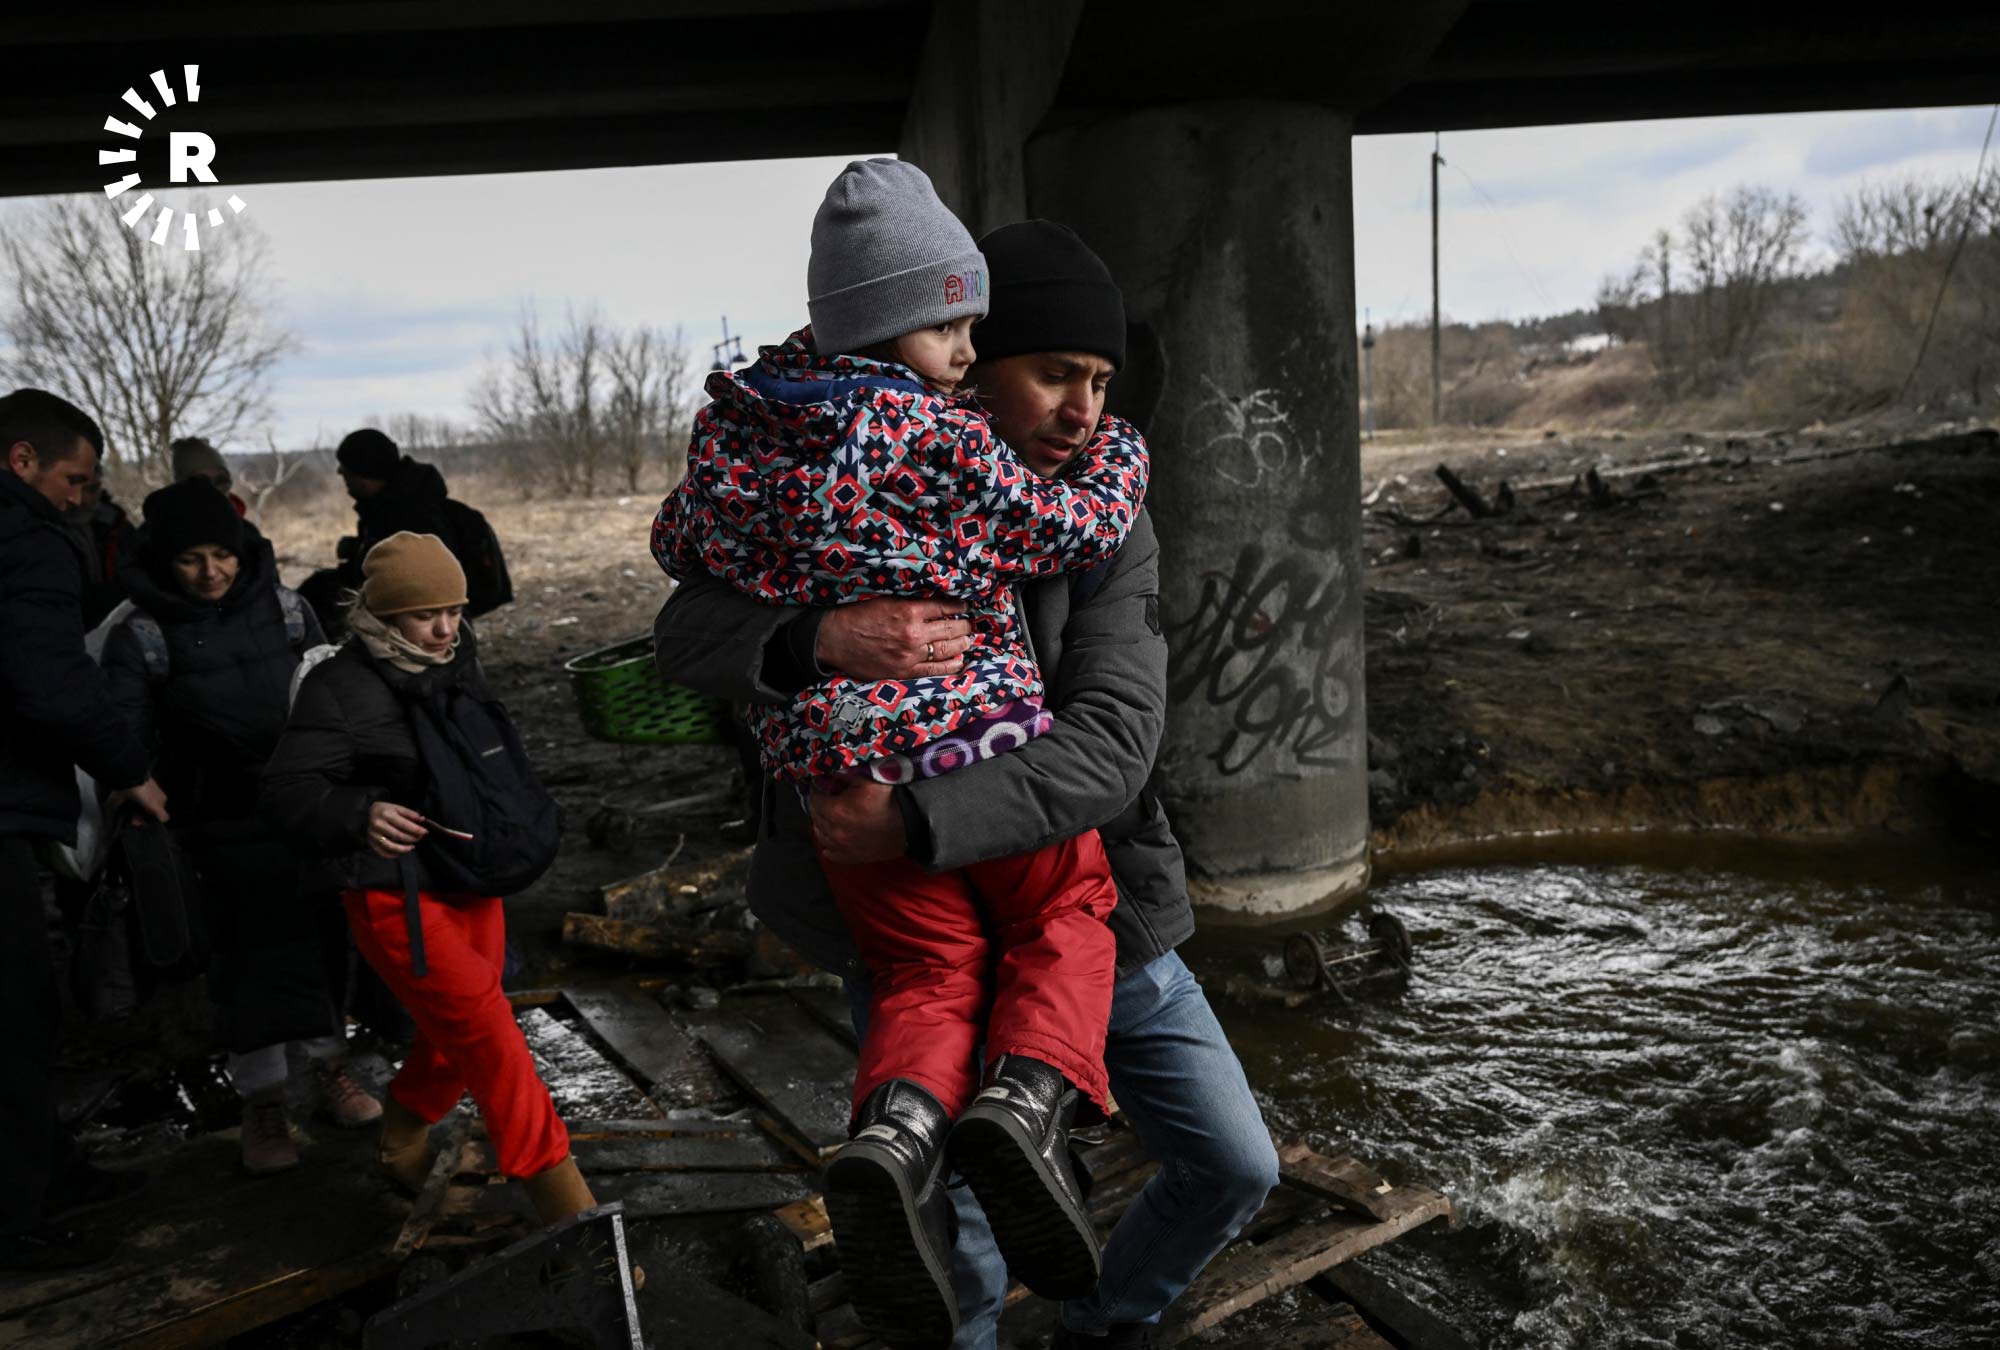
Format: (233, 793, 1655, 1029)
(651, 328, 1149, 782)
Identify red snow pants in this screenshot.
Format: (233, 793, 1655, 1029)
(819, 828, 1119, 1121)
(343, 888, 569, 1179)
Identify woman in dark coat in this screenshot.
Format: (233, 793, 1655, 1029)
(102, 478, 381, 1174)
(260, 531, 593, 1227)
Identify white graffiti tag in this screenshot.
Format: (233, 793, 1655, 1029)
(1184, 377, 1321, 490)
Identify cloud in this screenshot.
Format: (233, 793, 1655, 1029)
(1803, 105, 1995, 177)
(7, 107, 1995, 440)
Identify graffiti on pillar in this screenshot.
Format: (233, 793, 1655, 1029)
(1166, 543, 1356, 777)
(1184, 377, 1323, 490)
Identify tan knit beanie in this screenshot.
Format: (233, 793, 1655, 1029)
(361, 532, 468, 616)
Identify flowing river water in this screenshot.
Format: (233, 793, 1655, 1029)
(1186, 836, 2000, 1349)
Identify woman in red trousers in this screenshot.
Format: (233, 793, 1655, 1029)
(261, 532, 591, 1225)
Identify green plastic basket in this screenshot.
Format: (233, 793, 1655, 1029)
(563, 635, 731, 746)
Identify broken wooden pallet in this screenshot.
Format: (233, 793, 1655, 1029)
(0, 1130, 403, 1349)
(808, 1128, 1452, 1350)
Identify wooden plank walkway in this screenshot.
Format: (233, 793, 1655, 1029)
(1, 977, 1454, 1347)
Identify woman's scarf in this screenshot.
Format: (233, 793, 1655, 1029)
(346, 599, 459, 675)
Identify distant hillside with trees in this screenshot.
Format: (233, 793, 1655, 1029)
(1365, 166, 2000, 431)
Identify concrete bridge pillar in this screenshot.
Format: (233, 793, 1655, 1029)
(1026, 104, 1369, 920)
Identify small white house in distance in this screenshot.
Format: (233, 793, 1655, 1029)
(1564, 332, 1613, 357)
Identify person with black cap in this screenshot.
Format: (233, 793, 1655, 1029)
(1, 387, 162, 1272)
(296, 428, 510, 637)
(101, 478, 381, 1176)
(654, 221, 1277, 1350)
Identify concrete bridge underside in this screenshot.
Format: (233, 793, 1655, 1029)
(8, 1, 1996, 916)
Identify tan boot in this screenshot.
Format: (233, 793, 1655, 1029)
(312, 1057, 384, 1128)
(378, 1096, 435, 1195)
(521, 1156, 596, 1226)
(240, 1087, 299, 1175)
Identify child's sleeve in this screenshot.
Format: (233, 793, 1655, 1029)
(934, 408, 1150, 582)
(650, 478, 702, 582)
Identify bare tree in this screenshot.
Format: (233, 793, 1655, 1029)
(604, 323, 695, 493)
(475, 305, 696, 496)
(1679, 186, 1809, 374)
(0, 196, 297, 472)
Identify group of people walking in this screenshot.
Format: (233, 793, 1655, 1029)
(2, 155, 1278, 1350)
(1, 404, 581, 1273)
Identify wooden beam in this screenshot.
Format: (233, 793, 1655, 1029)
(684, 996, 857, 1156)
(561, 912, 751, 965)
(561, 984, 731, 1108)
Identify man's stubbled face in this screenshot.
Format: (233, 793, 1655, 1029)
(970, 352, 1115, 477)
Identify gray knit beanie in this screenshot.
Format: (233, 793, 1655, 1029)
(807, 159, 988, 355)
(170, 435, 230, 487)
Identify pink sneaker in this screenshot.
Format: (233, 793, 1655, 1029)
(313, 1058, 385, 1128)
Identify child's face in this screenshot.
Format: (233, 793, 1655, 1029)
(891, 316, 978, 393)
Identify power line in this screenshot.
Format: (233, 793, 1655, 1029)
(1449, 160, 1561, 315)
(1898, 102, 1999, 403)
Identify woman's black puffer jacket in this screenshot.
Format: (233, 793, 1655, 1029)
(102, 526, 318, 827)
(260, 624, 488, 893)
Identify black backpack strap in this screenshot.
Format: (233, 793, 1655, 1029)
(277, 585, 308, 646)
(398, 854, 429, 979)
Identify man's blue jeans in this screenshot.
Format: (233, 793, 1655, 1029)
(845, 949, 1279, 1347)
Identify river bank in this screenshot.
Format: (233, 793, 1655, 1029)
(1357, 419, 2000, 860)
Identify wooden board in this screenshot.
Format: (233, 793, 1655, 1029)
(458, 1130, 803, 1176)
(593, 1169, 817, 1218)
(1261, 1310, 1398, 1349)
(429, 1166, 815, 1224)
(1316, 1263, 1482, 1350)
(683, 995, 857, 1156)
(562, 912, 751, 965)
(772, 1196, 832, 1252)
(1162, 1189, 1453, 1343)
(1277, 1140, 1409, 1223)
(0, 1131, 404, 1348)
(562, 984, 732, 1109)
(600, 853, 748, 924)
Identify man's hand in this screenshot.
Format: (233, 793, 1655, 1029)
(816, 598, 972, 682)
(110, 778, 170, 824)
(809, 780, 908, 866)
(366, 801, 429, 860)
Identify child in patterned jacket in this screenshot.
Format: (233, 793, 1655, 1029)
(652, 159, 1146, 1343)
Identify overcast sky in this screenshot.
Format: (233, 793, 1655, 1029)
(7, 103, 1994, 448)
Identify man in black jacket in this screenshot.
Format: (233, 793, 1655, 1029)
(654, 223, 1277, 1350)
(0, 388, 166, 1271)
(296, 428, 510, 635)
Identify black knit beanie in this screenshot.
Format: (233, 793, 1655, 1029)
(972, 221, 1126, 369)
(336, 428, 400, 480)
(142, 477, 244, 561)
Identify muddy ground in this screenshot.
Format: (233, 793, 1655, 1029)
(1355, 419, 2000, 859)
(250, 418, 2000, 984)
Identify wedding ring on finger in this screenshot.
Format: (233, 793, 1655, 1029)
(927, 640, 936, 662)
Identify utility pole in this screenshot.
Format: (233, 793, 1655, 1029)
(1361, 308, 1376, 443)
(1431, 133, 1444, 427)
(710, 315, 745, 372)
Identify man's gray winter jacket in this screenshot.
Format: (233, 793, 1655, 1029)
(652, 509, 1193, 979)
